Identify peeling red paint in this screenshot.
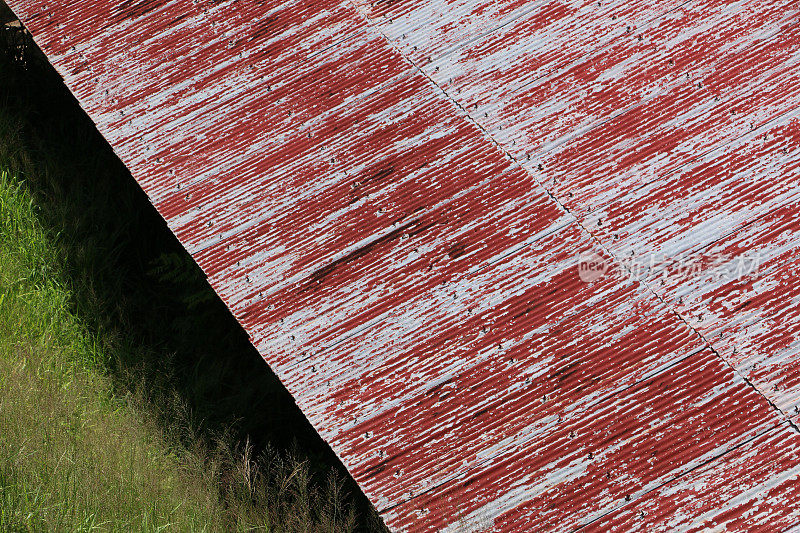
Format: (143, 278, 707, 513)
(9, 0, 800, 530)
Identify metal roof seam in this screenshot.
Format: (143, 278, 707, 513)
(342, 0, 798, 436)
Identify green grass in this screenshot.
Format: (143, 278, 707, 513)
(0, 172, 222, 531)
(0, 15, 384, 533)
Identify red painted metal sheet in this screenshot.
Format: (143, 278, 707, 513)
(382, 349, 779, 530)
(585, 422, 800, 532)
(359, 0, 800, 417)
(9, 0, 800, 530)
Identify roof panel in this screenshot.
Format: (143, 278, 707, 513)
(360, 0, 800, 422)
(384, 349, 778, 531)
(587, 422, 800, 532)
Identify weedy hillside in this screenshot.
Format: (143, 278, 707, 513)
(0, 9, 385, 532)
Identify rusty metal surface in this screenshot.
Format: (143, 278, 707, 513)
(8, 0, 800, 530)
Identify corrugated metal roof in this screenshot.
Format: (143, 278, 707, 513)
(8, 0, 800, 529)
